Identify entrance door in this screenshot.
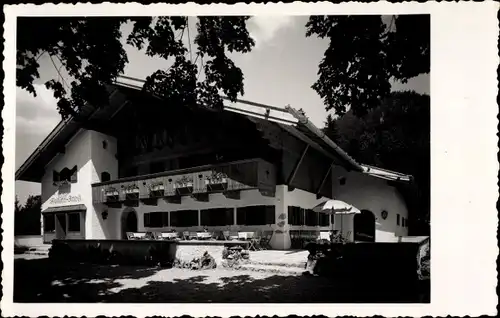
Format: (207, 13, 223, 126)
(55, 213, 67, 239)
(353, 210, 376, 242)
(121, 210, 138, 239)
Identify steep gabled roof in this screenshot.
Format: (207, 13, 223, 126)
(16, 75, 412, 184)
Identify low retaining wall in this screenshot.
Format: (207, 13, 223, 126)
(50, 239, 177, 266)
(14, 235, 43, 247)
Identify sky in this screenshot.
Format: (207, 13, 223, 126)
(15, 15, 430, 204)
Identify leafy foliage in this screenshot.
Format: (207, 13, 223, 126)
(14, 195, 42, 235)
(16, 16, 254, 119)
(306, 15, 430, 116)
(324, 91, 430, 235)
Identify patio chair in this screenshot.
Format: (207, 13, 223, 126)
(161, 232, 178, 240)
(238, 232, 248, 240)
(345, 231, 352, 241)
(222, 231, 230, 240)
(182, 231, 190, 240)
(133, 232, 147, 240)
(319, 231, 331, 241)
(189, 231, 198, 240)
(228, 231, 239, 240)
(126, 232, 135, 240)
(259, 231, 272, 250)
(151, 232, 162, 240)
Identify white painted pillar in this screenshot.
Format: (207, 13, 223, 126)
(269, 185, 291, 250)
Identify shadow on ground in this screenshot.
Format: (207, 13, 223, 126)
(14, 256, 427, 303)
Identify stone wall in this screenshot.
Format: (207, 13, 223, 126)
(14, 235, 43, 247)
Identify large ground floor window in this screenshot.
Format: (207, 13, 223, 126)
(170, 210, 198, 227)
(288, 206, 331, 227)
(201, 208, 234, 226)
(43, 210, 84, 240)
(236, 205, 275, 225)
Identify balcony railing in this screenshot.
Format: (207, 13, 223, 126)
(91, 158, 276, 205)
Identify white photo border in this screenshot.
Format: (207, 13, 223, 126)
(2, 2, 499, 317)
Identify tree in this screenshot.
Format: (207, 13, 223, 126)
(324, 91, 430, 235)
(14, 195, 42, 236)
(16, 16, 255, 119)
(306, 15, 430, 117)
(15, 195, 22, 214)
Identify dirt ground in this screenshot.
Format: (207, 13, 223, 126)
(13, 254, 339, 303)
(14, 254, 426, 303)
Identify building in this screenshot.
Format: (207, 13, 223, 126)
(15, 76, 412, 250)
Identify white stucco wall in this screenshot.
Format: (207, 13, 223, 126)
(88, 130, 118, 239)
(41, 129, 92, 239)
(41, 129, 119, 240)
(330, 165, 410, 242)
(39, 129, 408, 246)
(103, 189, 279, 240)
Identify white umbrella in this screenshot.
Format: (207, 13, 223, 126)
(312, 200, 361, 239)
(312, 199, 361, 215)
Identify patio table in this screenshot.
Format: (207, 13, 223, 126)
(197, 232, 212, 240)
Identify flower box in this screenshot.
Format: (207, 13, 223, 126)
(173, 176, 194, 195)
(148, 182, 165, 198)
(205, 172, 228, 191)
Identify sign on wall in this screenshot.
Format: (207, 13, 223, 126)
(47, 193, 83, 207)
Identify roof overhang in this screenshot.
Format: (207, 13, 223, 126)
(15, 86, 127, 182)
(361, 164, 413, 184)
(15, 75, 411, 183)
(42, 204, 86, 213)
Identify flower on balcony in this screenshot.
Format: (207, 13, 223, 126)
(122, 184, 140, 194)
(174, 175, 194, 189)
(104, 186, 119, 196)
(205, 171, 228, 185)
(148, 181, 165, 192)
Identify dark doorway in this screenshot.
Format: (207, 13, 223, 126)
(121, 209, 138, 239)
(353, 210, 376, 242)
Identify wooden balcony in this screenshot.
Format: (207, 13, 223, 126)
(91, 158, 277, 206)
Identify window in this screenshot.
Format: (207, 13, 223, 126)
(397, 214, 400, 226)
(43, 214, 55, 232)
(353, 210, 376, 242)
(149, 212, 163, 227)
(201, 208, 234, 226)
(339, 176, 346, 185)
(102, 140, 108, 149)
(53, 165, 78, 183)
(288, 206, 304, 225)
(67, 213, 81, 232)
(305, 209, 319, 226)
(170, 210, 198, 227)
(101, 172, 111, 182)
(144, 212, 169, 227)
(319, 212, 330, 226)
(237, 205, 275, 225)
(402, 217, 406, 227)
(150, 161, 165, 174)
